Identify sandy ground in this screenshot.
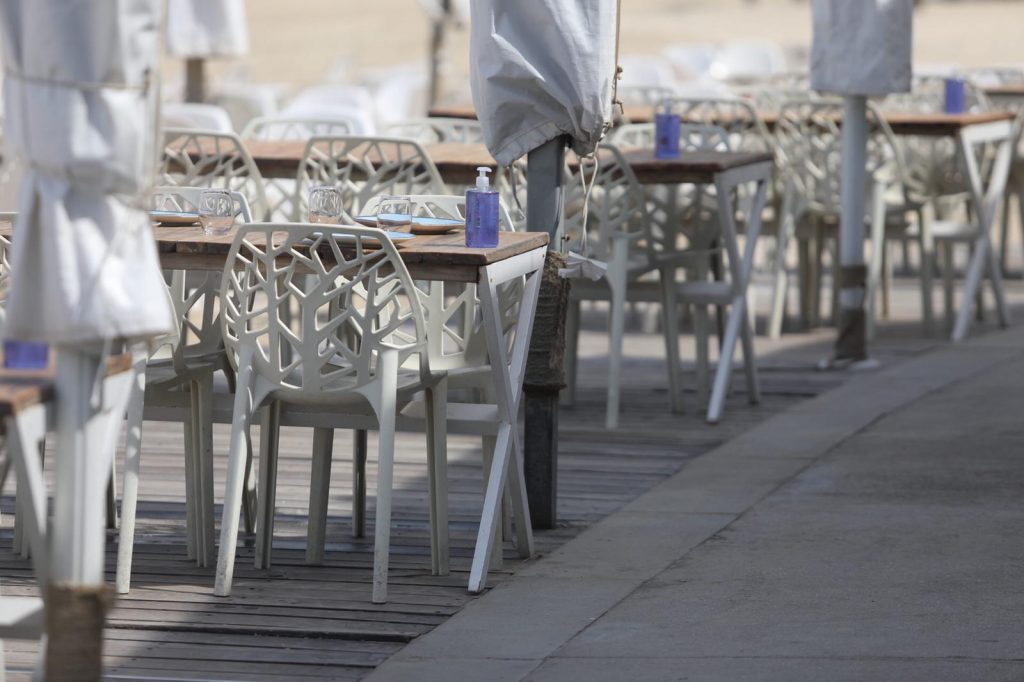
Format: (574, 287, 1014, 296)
(187, 0, 1024, 100)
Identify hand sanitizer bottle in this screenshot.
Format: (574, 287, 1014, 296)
(465, 166, 499, 248)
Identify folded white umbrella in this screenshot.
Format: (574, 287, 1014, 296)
(469, 0, 618, 166)
(0, 0, 173, 343)
(166, 0, 249, 59)
(0, 1, 172, 675)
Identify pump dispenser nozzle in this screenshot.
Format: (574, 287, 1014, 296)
(476, 166, 493, 190)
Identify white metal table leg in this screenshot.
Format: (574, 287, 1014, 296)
(468, 250, 543, 593)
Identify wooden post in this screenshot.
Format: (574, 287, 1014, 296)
(185, 58, 205, 103)
(523, 136, 567, 529)
(427, 0, 451, 109)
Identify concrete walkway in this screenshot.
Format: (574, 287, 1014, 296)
(368, 324, 1024, 681)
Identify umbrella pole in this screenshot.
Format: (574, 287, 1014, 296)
(45, 346, 117, 679)
(832, 95, 871, 364)
(523, 136, 567, 530)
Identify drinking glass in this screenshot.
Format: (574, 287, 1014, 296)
(308, 185, 343, 224)
(198, 189, 235, 236)
(376, 196, 413, 232)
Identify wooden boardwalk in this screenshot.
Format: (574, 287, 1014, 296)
(2, 273, 1022, 680)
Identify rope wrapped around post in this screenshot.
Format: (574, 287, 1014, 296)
(45, 583, 114, 681)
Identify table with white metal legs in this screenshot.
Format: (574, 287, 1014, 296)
(613, 149, 774, 424)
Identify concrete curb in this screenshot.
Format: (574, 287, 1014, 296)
(366, 325, 1024, 682)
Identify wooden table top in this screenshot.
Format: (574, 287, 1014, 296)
(0, 352, 132, 417)
(429, 105, 1014, 137)
(982, 84, 1024, 98)
(154, 225, 549, 282)
(241, 140, 495, 185)
(606, 148, 773, 185)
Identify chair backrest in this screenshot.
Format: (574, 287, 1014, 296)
(382, 118, 484, 144)
(220, 223, 429, 400)
(282, 85, 377, 130)
(150, 187, 252, 371)
(293, 136, 447, 222)
(666, 97, 773, 153)
(710, 41, 787, 82)
(159, 128, 270, 221)
(775, 98, 902, 215)
(242, 116, 360, 141)
(563, 144, 651, 262)
(609, 122, 732, 152)
(0, 214, 14, 336)
(163, 103, 235, 133)
(359, 194, 520, 370)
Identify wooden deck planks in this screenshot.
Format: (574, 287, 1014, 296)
(2, 274, 1023, 679)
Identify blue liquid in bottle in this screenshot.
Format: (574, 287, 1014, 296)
(654, 105, 681, 160)
(465, 166, 499, 248)
(4, 340, 48, 370)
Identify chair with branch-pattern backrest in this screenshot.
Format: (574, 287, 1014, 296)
(562, 143, 693, 429)
(359, 193, 522, 377)
(383, 118, 484, 145)
(240, 117, 361, 221)
(113, 187, 254, 595)
(159, 129, 270, 221)
(215, 223, 446, 604)
(293, 136, 447, 223)
(769, 97, 922, 337)
(242, 116, 359, 141)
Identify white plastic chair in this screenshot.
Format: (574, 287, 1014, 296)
(242, 116, 359, 140)
(709, 41, 787, 83)
(214, 223, 448, 604)
(162, 103, 236, 133)
(292, 135, 447, 222)
(281, 85, 377, 134)
(383, 117, 484, 144)
(661, 44, 719, 82)
(241, 117, 364, 221)
(159, 128, 271, 221)
(561, 144, 672, 429)
(771, 98, 927, 338)
(114, 187, 256, 594)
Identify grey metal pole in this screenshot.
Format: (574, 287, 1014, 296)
(523, 136, 566, 530)
(833, 95, 870, 363)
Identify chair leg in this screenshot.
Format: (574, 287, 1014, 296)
(739, 300, 761, 406)
(917, 208, 935, 335)
(371, 350, 399, 604)
(106, 459, 118, 531)
(13, 439, 44, 559)
(193, 373, 216, 567)
(305, 427, 334, 565)
(605, 281, 627, 430)
(767, 221, 793, 339)
(561, 299, 581, 407)
(255, 402, 281, 570)
(987, 235, 1010, 328)
(941, 242, 956, 332)
(242, 435, 258, 536)
(352, 429, 367, 539)
(115, 350, 148, 594)
(425, 376, 449, 577)
(182, 402, 198, 562)
(999, 191, 1012, 276)
(693, 304, 711, 407)
(659, 269, 683, 413)
(214, 357, 259, 598)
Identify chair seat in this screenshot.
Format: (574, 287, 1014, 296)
(914, 220, 977, 242)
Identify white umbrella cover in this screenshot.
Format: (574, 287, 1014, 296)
(0, 0, 173, 343)
(166, 0, 249, 59)
(469, 0, 618, 165)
